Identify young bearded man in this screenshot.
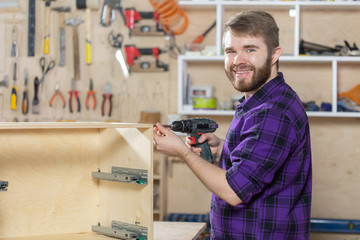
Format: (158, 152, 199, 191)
(153, 10, 312, 239)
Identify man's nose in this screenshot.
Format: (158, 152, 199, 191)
(233, 54, 245, 65)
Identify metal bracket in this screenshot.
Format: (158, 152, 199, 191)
(0, 180, 8, 191)
(92, 166, 148, 185)
(92, 221, 147, 240)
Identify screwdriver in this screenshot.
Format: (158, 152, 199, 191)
(32, 77, 40, 114)
(10, 61, 17, 110)
(22, 69, 29, 115)
(191, 21, 216, 44)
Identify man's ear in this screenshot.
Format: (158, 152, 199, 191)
(272, 46, 282, 64)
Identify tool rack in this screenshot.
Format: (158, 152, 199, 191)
(0, 122, 153, 240)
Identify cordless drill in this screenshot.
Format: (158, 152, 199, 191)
(164, 118, 218, 163)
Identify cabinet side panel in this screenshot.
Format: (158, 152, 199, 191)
(0, 129, 99, 238)
(98, 127, 153, 239)
(309, 118, 360, 219)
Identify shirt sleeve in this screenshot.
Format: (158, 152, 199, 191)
(226, 108, 297, 204)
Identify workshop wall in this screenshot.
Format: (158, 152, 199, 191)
(0, 0, 174, 123)
(2, 1, 360, 232)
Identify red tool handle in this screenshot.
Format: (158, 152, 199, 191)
(102, 94, 113, 117)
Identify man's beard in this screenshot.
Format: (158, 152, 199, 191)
(225, 56, 272, 93)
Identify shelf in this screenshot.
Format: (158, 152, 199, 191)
(178, 54, 360, 117)
(177, 1, 360, 118)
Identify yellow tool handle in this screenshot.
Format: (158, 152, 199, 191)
(43, 36, 50, 55)
(10, 86, 17, 110)
(43, 5, 50, 55)
(85, 8, 92, 64)
(86, 40, 92, 64)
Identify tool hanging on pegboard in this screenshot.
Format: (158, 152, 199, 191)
(76, 0, 100, 65)
(32, 76, 40, 114)
(102, 82, 112, 117)
(69, 78, 81, 113)
(22, 69, 29, 115)
(86, 79, 96, 110)
(124, 8, 164, 37)
(108, 31, 129, 78)
(10, 60, 18, 111)
(28, 0, 36, 57)
(124, 45, 168, 73)
(65, 18, 84, 80)
(10, 25, 18, 58)
(100, 0, 125, 27)
(52, 6, 71, 66)
(42, 0, 56, 55)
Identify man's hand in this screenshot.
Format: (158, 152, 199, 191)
(186, 133, 225, 158)
(153, 123, 190, 157)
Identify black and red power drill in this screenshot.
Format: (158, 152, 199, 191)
(124, 8, 163, 36)
(163, 118, 218, 163)
(124, 45, 168, 72)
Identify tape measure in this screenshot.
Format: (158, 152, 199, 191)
(27, 0, 35, 56)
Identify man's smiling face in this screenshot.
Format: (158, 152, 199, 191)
(224, 30, 277, 98)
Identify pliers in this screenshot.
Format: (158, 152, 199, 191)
(49, 84, 65, 108)
(69, 79, 80, 113)
(102, 82, 112, 117)
(86, 79, 96, 110)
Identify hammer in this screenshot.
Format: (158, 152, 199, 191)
(52, 6, 71, 67)
(76, 0, 99, 65)
(65, 18, 84, 81)
(42, 0, 56, 55)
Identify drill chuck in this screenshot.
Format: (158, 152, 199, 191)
(170, 120, 186, 132)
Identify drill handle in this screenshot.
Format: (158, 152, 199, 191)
(189, 133, 214, 164)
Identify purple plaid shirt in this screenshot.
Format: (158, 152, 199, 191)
(210, 72, 312, 239)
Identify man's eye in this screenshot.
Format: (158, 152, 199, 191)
(247, 49, 255, 53)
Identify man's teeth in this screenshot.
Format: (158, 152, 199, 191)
(236, 70, 251, 74)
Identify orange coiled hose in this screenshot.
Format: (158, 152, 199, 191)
(149, 0, 189, 35)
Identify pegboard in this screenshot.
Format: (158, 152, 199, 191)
(0, 0, 177, 123)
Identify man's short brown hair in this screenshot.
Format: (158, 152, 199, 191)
(223, 10, 280, 56)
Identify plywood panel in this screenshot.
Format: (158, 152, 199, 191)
(0, 128, 99, 238)
(97, 127, 153, 239)
(0, 123, 153, 239)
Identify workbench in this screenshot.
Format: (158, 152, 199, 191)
(0, 222, 206, 240)
(154, 221, 206, 240)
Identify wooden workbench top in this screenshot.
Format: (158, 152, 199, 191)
(154, 221, 206, 240)
(0, 122, 153, 129)
(0, 221, 206, 240)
